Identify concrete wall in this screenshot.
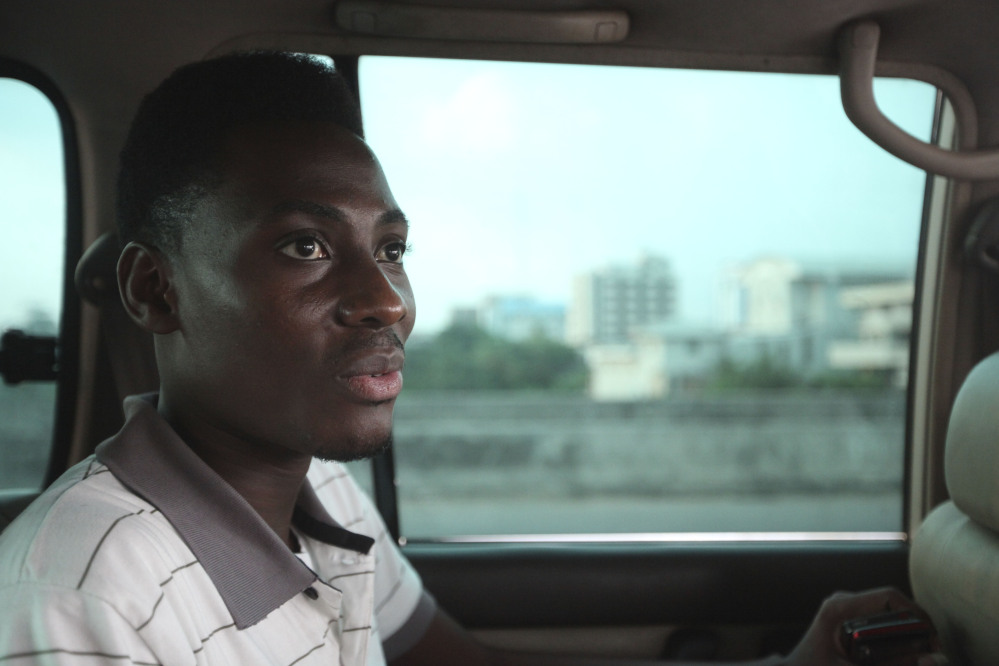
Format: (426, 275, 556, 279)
(392, 390, 905, 501)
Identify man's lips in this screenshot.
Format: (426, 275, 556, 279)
(343, 370, 403, 403)
(338, 351, 404, 402)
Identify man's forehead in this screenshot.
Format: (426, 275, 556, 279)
(270, 200, 409, 228)
(180, 121, 402, 240)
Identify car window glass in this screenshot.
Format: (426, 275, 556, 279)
(359, 57, 937, 538)
(0, 77, 65, 492)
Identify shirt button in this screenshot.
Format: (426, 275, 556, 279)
(304, 587, 319, 600)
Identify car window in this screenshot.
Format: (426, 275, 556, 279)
(358, 57, 937, 539)
(0, 77, 66, 492)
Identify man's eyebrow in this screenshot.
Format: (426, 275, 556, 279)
(378, 208, 410, 228)
(271, 200, 409, 228)
(272, 199, 346, 221)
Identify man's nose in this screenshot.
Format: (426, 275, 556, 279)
(334, 258, 409, 329)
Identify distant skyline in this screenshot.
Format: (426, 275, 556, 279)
(1, 59, 935, 336)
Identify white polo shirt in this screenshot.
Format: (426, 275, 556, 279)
(0, 395, 435, 665)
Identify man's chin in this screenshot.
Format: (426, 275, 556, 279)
(314, 433, 393, 463)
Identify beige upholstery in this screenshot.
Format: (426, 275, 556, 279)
(911, 352, 999, 666)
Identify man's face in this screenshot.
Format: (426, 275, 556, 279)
(160, 121, 414, 462)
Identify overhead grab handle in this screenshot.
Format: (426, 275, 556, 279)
(840, 21, 999, 180)
(335, 1, 629, 44)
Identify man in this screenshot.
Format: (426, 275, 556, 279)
(0, 52, 942, 665)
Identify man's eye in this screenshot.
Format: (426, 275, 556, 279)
(378, 241, 410, 264)
(279, 237, 328, 260)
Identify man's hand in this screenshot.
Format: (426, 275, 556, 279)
(784, 587, 947, 666)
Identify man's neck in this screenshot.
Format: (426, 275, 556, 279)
(158, 399, 312, 549)
(190, 443, 310, 549)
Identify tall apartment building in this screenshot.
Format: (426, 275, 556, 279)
(567, 255, 677, 345)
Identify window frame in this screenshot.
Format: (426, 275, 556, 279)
(338, 53, 947, 545)
(0, 58, 83, 488)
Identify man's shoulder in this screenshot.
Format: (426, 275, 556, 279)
(0, 457, 195, 598)
(0, 460, 228, 665)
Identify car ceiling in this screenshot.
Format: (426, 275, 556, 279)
(1, 1, 997, 99)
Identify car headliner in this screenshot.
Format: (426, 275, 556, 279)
(0, 0, 996, 110)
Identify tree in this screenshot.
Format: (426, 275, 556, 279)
(709, 354, 802, 390)
(404, 323, 587, 391)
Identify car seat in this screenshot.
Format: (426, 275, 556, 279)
(910, 351, 999, 665)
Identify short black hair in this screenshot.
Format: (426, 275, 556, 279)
(117, 51, 364, 253)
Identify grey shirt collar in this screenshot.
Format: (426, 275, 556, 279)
(96, 394, 374, 629)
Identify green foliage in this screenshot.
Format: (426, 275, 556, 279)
(709, 355, 895, 391)
(807, 369, 894, 389)
(710, 355, 801, 390)
(404, 323, 588, 391)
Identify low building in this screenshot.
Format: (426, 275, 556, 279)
(584, 323, 726, 400)
(721, 257, 911, 377)
(828, 281, 913, 387)
(583, 340, 668, 401)
(478, 295, 565, 341)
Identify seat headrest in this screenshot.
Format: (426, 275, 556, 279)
(946, 351, 999, 532)
(74, 232, 121, 305)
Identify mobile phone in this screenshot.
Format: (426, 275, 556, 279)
(840, 609, 935, 664)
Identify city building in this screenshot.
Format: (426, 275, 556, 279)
(584, 322, 727, 401)
(476, 295, 566, 341)
(720, 257, 911, 376)
(567, 255, 677, 346)
(571, 255, 914, 400)
(828, 281, 913, 387)
(583, 338, 668, 401)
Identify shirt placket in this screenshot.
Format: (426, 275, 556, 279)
(311, 546, 376, 666)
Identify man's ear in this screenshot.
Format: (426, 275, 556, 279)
(117, 242, 180, 334)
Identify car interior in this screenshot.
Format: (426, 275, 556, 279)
(3, 0, 999, 663)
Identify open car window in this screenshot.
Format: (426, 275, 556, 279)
(357, 57, 937, 540)
(0, 77, 65, 493)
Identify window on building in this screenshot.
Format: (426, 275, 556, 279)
(0, 77, 66, 492)
(358, 57, 936, 539)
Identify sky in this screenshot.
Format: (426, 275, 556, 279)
(359, 57, 936, 334)
(0, 58, 935, 335)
